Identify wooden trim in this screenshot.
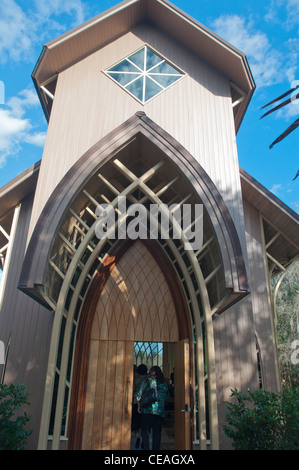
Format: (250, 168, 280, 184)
(0, 205, 21, 309)
(259, 214, 281, 391)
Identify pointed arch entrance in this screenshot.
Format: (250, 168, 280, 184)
(68, 239, 192, 449)
(19, 113, 249, 450)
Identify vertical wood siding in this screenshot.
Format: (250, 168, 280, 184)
(213, 199, 280, 448)
(213, 296, 259, 449)
(0, 195, 53, 447)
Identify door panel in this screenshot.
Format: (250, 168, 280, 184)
(175, 339, 191, 450)
(82, 340, 134, 450)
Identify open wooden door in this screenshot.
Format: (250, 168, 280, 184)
(175, 339, 191, 450)
(82, 340, 134, 450)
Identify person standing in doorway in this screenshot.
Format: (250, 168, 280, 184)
(137, 366, 169, 450)
(132, 364, 148, 448)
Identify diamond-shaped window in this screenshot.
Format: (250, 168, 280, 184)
(105, 46, 184, 103)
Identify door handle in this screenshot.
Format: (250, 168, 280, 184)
(180, 404, 191, 412)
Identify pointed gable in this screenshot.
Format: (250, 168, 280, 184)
(32, 0, 255, 130)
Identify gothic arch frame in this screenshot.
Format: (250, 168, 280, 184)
(18, 112, 249, 450)
(19, 112, 248, 304)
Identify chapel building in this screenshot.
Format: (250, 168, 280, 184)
(0, 0, 298, 450)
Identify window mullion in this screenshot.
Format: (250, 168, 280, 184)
(124, 74, 143, 88)
(147, 74, 165, 90)
(149, 73, 181, 76)
(126, 57, 144, 73)
(142, 74, 146, 104)
(144, 46, 147, 72)
(108, 71, 140, 75)
(146, 59, 165, 73)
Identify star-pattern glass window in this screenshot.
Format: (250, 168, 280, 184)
(105, 46, 184, 103)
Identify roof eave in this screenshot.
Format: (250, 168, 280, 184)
(0, 161, 41, 221)
(240, 167, 299, 253)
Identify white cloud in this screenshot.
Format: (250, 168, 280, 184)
(0, 88, 45, 168)
(211, 15, 283, 87)
(291, 201, 299, 214)
(34, 0, 86, 29)
(264, 1, 299, 85)
(269, 184, 298, 213)
(0, 0, 86, 64)
(265, 0, 299, 29)
(270, 183, 283, 196)
(0, 109, 30, 166)
(277, 99, 299, 121)
(286, 0, 299, 26)
(24, 132, 47, 147)
(0, 0, 87, 168)
(284, 38, 299, 85)
(7, 89, 40, 118)
(277, 0, 299, 30)
(0, 0, 35, 63)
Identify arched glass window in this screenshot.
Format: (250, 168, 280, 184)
(105, 45, 184, 103)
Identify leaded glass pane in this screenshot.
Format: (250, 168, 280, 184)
(105, 46, 184, 103)
(149, 73, 181, 88)
(109, 59, 140, 73)
(145, 76, 163, 101)
(128, 48, 145, 70)
(149, 61, 181, 75)
(126, 76, 144, 102)
(146, 48, 163, 70)
(108, 72, 140, 86)
(134, 342, 164, 370)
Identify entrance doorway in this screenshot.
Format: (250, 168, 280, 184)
(69, 240, 192, 449)
(131, 340, 191, 450)
(131, 341, 176, 450)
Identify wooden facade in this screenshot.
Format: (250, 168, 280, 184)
(0, 0, 298, 450)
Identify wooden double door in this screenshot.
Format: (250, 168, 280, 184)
(70, 241, 192, 450)
(81, 339, 190, 450)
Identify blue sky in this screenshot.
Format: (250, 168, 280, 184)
(0, 0, 298, 213)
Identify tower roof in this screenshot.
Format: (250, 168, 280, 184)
(32, 0, 255, 130)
